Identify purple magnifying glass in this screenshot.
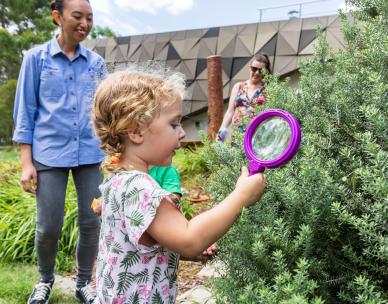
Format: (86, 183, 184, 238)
(244, 109, 302, 175)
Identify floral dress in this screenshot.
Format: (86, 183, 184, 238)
(232, 81, 266, 131)
(95, 170, 181, 304)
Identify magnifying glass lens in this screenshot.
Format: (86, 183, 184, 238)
(252, 117, 291, 160)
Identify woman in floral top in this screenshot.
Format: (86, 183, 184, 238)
(92, 69, 266, 303)
(217, 54, 272, 141)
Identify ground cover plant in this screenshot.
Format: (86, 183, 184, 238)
(203, 0, 387, 303)
(0, 146, 206, 267)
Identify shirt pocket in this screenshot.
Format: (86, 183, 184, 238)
(80, 70, 97, 111)
(40, 68, 65, 97)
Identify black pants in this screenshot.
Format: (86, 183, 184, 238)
(34, 161, 103, 287)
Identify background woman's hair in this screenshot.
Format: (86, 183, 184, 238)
(92, 66, 186, 172)
(253, 53, 273, 74)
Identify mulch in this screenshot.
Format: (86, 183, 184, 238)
(177, 260, 208, 295)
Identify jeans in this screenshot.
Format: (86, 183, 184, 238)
(33, 161, 103, 287)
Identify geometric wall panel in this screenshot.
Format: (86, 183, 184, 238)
(170, 40, 185, 58)
(326, 27, 345, 51)
(255, 21, 279, 53)
(231, 57, 251, 79)
(218, 36, 237, 57)
(195, 59, 207, 78)
(235, 36, 254, 56)
(232, 59, 250, 81)
(298, 29, 316, 53)
(276, 31, 299, 55)
(298, 37, 319, 55)
(257, 34, 278, 56)
(302, 17, 328, 30)
(274, 56, 298, 75)
(237, 23, 258, 36)
(279, 18, 302, 31)
(203, 27, 220, 38)
(221, 57, 233, 77)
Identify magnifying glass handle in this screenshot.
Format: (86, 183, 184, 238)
(248, 162, 265, 176)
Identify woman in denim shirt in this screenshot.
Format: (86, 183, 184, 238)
(12, 1, 105, 303)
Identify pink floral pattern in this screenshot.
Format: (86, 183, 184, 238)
(232, 81, 266, 130)
(94, 171, 180, 304)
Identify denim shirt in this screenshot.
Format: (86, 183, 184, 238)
(13, 37, 106, 167)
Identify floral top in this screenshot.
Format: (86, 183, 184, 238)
(232, 81, 266, 131)
(95, 170, 181, 304)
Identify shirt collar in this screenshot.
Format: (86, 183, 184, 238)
(49, 36, 88, 60)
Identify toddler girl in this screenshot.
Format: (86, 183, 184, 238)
(92, 69, 266, 303)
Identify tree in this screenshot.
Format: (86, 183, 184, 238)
(90, 25, 115, 39)
(0, 79, 16, 145)
(0, 1, 55, 145)
(0, 0, 55, 82)
(204, 0, 387, 302)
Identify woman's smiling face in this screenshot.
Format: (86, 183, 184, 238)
(55, 0, 93, 43)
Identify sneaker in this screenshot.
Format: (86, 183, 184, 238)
(27, 279, 54, 304)
(76, 281, 96, 304)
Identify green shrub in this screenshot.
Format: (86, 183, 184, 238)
(180, 196, 199, 220)
(206, 2, 387, 303)
(173, 144, 209, 179)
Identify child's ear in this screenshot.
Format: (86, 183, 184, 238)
(127, 128, 144, 144)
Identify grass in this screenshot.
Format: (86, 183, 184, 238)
(0, 146, 18, 161)
(0, 263, 79, 304)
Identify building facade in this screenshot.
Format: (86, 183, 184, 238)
(83, 15, 345, 141)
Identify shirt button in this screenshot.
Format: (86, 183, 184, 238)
(74, 137, 77, 141)
(72, 107, 76, 111)
(69, 76, 73, 80)
(71, 91, 75, 96)
(68, 62, 72, 66)
(73, 122, 77, 126)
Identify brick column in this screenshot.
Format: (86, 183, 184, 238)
(207, 55, 223, 139)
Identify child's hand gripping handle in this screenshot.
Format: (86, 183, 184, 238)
(235, 167, 266, 208)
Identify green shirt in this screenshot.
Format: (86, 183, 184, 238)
(149, 166, 181, 194)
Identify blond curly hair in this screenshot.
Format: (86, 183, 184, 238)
(92, 68, 186, 172)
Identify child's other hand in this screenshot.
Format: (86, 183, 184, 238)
(196, 244, 218, 262)
(91, 197, 102, 216)
(235, 167, 266, 207)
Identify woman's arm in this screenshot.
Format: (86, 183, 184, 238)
(12, 50, 39, 145)
(219, 82, 240, 130)
(147, 167, 265, 258)
(13, 51, 39, 194)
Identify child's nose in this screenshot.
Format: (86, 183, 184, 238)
(179, 126, 186, 140)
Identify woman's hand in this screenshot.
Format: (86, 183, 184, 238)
(21, 163, 37, 194)
(216, 128, 229, 142)
(234, 167, 266, 208)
